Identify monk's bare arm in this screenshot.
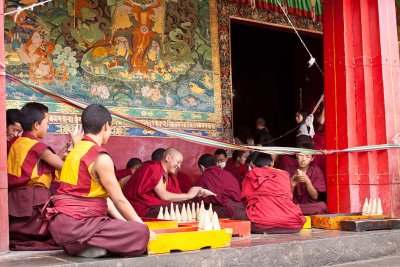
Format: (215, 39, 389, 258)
(95, 153, 143, 223)
(304, 179, 318, 200)
(154, 179, 201, 202)
(40, 148, 64, 170)
(106, 198, 127, 221)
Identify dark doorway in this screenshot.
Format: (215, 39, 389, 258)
(230, 20, 324, 147)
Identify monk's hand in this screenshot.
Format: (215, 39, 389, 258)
(69, 124, 84, 146)
(149, 230, 158, 241)
(187, 186, 202, 199)
(199, 188, 217, 197)
(296, 169, 311, 184)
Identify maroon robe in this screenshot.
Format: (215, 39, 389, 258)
(115, 168, 133, 180)
(195, 166, 247, 220)
(8, 133, 59, 251)
(286, 164, 327, 215)
(224, 158, 243, 183)
(242, 167, 306, 233)
(123, 161, 181, 217)
(177, 172, 192, 193)
(43, 195, 149, 256)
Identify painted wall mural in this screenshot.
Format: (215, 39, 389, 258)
(5, 0, 223, 138)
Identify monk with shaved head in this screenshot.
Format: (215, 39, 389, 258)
(123, 147, 203, 217)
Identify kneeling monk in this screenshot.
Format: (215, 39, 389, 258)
(43, 104, 150, 257)
(242, 153, 306, 234)
(123, 147, 203, 217)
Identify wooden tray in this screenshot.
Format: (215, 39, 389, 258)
(311, 213, 389, 230)
(179, 219, 251, 237)
(143, 218, 179, 230)
(148, 227, 233, 254)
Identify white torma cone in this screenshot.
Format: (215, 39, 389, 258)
(198, 206, 205, 224)
(203, 211, 212, 231)
(170, 203, 176, 221)
(164, 206, 171, 220)
(362, 198, 369, 215)
(200, 200, 205, 211)
(377, 198, 383, 215)
(175, 205, 182, 222)
(212, 211, 221, 230)
(181, 203, 188, 222)
(192, 202, 197, 221)
(157, 206, 164, 220)
(208, 203, 214, 219)
(371, 198, 377, 215)
(198, 206, 205, 229)
(196, 202, 200, 218)
(366, 198, 373, 215)
(187, 204, 193, 222)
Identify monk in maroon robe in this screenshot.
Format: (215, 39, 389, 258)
(42, 104, 150, 257)
(7, 103, 68, 251)
(196, 154, 248, 220)
(123, 148, 203, 218)
(284, 144, 327, 215)
(242, 153, 306, 233)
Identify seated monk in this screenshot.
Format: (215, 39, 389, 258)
(150, 147, 192, 193)
(224, 150, 248, 183)
(123, 147, 203, 218)
(284, 143, 327, 215)
(42, 104, 150, 257)
(7, 102, 75, 251)
(6, 108, 22, 153)
(242, 153, 306, 234)
(196, 154, 248, 220)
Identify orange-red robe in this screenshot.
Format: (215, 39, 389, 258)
(123, 161, 181, 217)
(44, 136, 149, 256)
(7, 132, 59, 250)
(242, 167, 306, 233)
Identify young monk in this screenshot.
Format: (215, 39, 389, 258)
(123, 147, 203, 217)
(42, 104, 150, 257)
(284, 143, 327, 215)
(7, 103, 68, 250)
(242, 153, 306, 234)
(118, 158, 142, 189)
(196, 154, 248, 220)
(6, 109, 22, 140)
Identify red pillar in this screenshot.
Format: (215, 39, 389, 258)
(324, 0, 400, 216)
(0, 0, 9, 253)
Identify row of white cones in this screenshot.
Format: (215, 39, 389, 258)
(362, 197, 383, 215)
(157, 200, 221, 230)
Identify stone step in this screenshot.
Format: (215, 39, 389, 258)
(1, 229, 400, 266)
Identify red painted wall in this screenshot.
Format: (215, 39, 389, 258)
(0, 0, 9, 253)
(44, 134, 217, 184)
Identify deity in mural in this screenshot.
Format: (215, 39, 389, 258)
(15, 29, 56, 84)
(68, 0, 106, 50)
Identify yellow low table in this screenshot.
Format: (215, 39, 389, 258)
(148, 227, 233, 255)
(303, 216, 311, 229)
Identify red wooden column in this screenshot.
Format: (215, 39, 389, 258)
(0, 0, 9, 252)
(324, 0, 400, 216)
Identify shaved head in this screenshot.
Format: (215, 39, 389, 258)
(162, 147, 182, 160)
(162, 147, 183, 174)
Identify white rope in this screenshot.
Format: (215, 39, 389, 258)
(2, 0, 52, 22)
(276, 0, 324, 76)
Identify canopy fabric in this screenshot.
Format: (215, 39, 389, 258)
(230, 0, 322, 21)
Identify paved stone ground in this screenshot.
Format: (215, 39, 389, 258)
(330, 255, 400, 266)
(1, 229, 400, 266)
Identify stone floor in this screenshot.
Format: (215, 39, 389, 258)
(1, 229, 400, 266)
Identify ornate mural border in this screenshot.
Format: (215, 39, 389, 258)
(216, 0, 322, 140)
